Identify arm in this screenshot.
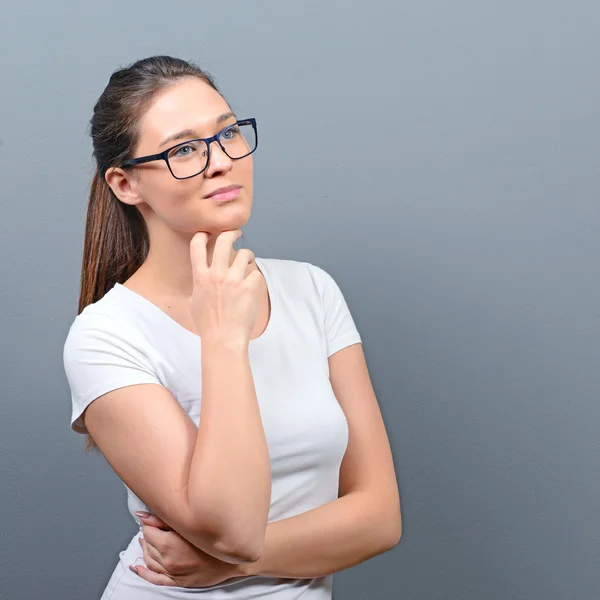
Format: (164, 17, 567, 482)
(74, 234, 271, 564)
(241, 343, 401, 578)
(87, 351, 270, 563)
(84, 339, 270, 564)
(135, 342, 401, 584)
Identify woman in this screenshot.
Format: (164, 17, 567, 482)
(63, 55, 401, 599)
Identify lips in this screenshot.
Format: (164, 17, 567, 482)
(204, 185, 242, 200)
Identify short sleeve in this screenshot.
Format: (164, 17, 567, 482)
(309, 263, 362, 357)
(62, 310, 162, 434)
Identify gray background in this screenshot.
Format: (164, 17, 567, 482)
(1, 1, 599, 599)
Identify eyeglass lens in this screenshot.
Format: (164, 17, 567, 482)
(167, 122, 256, 178)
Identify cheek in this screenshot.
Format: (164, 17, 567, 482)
(138, 173, 199, 226)
(236, 158, 254, 195)
(141, 170, 197, 205)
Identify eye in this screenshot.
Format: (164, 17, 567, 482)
(171, 143, 197, 158)
(221, 125, 240, 141)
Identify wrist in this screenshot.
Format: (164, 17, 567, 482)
(201, 337, 249, 354)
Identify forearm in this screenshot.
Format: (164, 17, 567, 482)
(187, 342, 271, 556)
(242, 492, 401, 579)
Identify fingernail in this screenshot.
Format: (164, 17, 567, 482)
(138, 537, 143, 546)
(129, 566, 139, 576)
(135, 511, 151, 518)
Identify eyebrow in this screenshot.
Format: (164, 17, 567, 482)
(158, 112, 236, 148)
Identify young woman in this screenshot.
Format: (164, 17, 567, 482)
(63, 55, 401, 599)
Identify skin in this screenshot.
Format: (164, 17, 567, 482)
(103, 77, 402, 587)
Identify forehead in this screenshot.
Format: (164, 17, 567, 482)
(137, 77, 230, 146)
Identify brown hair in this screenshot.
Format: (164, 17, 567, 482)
(79, 56, 219, 451)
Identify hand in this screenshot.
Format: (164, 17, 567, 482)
(130, 513, 248, 588)
(189, 230, 262, 347)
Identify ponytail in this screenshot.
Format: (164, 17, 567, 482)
(78, 171, 149, 451)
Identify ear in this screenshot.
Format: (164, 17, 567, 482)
(105, 167, 143, 207)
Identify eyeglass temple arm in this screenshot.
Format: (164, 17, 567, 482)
(122, 152, 166, 168)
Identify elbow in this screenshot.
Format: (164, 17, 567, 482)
(186, 524, 264, 564)
(212, 533, 264, 564)
(209, 513, 267, 564)
(382, 490, 402, 550)
(385, 511, 402, 549)
(376, 508, 402, 552)
(231, 542, 263, 565)
(184, 497, 267, 563)
(387, 518, 402, 549)
(188, 510, 266, 564)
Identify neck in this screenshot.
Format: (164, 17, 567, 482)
(133, 224, 241, 298)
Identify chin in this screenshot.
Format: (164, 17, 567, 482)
(189, 209, 251, 235)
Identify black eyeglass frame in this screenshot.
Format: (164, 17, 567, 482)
(119, 118, 258, 180)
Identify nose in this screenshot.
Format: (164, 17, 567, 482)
(204, 140, 233, 178)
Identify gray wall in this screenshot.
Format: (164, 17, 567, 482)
(1, 1, 599, 599)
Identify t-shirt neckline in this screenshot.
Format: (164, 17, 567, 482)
(112, 257, 276, 346)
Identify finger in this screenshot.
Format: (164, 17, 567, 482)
(140, 536, 161, 562)
(211, 229, 242, 271)
(139, 513, 173, 531)
(229, 248, 255, 280)
(139, 537, 166, 573)
(245, 268, 264, 289)
(190, 232, 210, 274)
(141, 522, 172, 549)
(130, 564, 175, 586)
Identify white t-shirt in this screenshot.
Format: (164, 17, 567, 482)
(63, 257, 362, 600)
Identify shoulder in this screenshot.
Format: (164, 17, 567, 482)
(64, 286, 136, 337)
(62, 287, 163, 434)
(257, 257, 339, 297)
(258, 257, 361, 356)
(62, 286, 150, 368)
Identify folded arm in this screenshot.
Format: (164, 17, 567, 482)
(243, 343, 401, 578)
(135, 342, 401, 585)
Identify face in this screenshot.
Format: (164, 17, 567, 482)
(107, 77, 253, 236)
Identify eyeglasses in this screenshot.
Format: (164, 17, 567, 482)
(120, 118, 258, 180)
